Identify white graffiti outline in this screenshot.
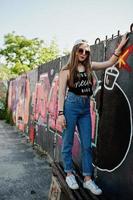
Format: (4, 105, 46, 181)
(93, 66, 133, 172)
(104, 65, 119, 90)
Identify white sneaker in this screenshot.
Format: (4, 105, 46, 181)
(66, 175, 79, 190)
(83, 179, 102, 195)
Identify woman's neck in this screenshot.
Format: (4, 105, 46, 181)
(77, 63, 85, 72)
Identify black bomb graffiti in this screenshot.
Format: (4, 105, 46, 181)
(92, 41, 133, 172)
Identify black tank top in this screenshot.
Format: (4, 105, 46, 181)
(68, 71, 93, 96)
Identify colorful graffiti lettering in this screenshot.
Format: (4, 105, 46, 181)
(32, 73, 50, 125)
(90, 98, 99, 147)
(8, 75, 30, 131)
(47, 74, 62, 132)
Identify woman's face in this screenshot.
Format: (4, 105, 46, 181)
(76, 43, 90, 62)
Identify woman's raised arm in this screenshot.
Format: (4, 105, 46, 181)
(91, 32, 129, 70)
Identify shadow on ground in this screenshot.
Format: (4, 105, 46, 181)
(0, 120, 52, 200)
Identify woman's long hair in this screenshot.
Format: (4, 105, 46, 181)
(62, 43, 92, 87)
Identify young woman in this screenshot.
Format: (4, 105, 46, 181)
(57, 33, 128, 195)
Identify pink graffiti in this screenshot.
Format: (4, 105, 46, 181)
(47, 74, 62, 132)
(33, 73, 50, 124)
(90, 99, 96, 140)
(16, 75, 30, 131)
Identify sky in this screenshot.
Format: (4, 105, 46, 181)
(0, 0, 132, 54)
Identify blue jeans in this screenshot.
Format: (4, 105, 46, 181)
(61, 92, 93, 176)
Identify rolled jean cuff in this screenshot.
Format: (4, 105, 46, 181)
(64, 169, 76, 174)
(83, 172, 92, 176)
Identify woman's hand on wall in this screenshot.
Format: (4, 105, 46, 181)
(57, 115, 67, 129)
(114, 32, 129, 56)
(92, 32, 129, 70)
(118, 32, 129, 50)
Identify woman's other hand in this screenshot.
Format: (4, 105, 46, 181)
(57, 115, 67, 129)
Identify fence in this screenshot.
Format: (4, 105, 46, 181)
(6, 27, 133, 200)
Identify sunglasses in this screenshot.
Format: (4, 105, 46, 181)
(78, 48, 90, 56)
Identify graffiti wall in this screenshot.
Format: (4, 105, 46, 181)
(7, 32, 133, 200)
(92, 33, 133, 200)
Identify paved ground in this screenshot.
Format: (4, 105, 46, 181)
(0, 120, 52, 200)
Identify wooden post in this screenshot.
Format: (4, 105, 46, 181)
(48, 176, 61, 200)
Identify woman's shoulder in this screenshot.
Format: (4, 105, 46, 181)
(60, 66, 69, 76)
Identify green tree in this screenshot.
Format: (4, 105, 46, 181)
(0, 32, 60, 79)
(0, 64, 16, 80)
